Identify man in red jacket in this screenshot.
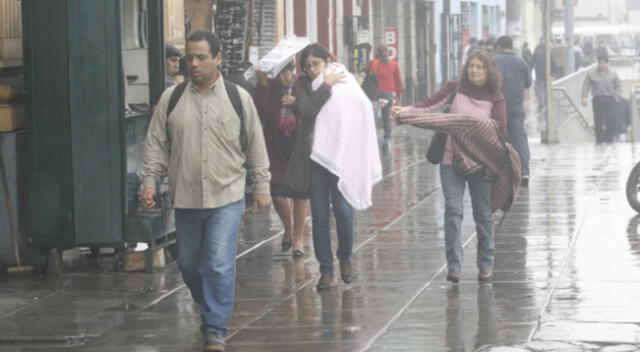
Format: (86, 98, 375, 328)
(368, 45, 403, 151)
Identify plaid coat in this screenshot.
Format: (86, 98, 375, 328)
(397, 109, 522, 211)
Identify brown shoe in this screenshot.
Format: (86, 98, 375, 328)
(340, 260, 354, 284)
(478, 269, 493, 281)
(316, 274, 333, 292)
(446, 271, 460, 283)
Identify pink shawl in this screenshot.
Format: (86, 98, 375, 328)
(397, 107, 521, 211)
(310, 63, 382, 209)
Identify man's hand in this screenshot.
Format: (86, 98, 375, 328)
(324, 71, 347, 86)
(252, 193, 271, 212)
(141, 187, 156, 208)
(282, 95, 296, 106)
(581, 97, 588, 107)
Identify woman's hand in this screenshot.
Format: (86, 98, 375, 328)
(324, 70, 347, 86)
(391, 105, 409, 124)
(256, 70, 269, 87)
(282, 95, 296, 106)
(391, 105, 408, 117)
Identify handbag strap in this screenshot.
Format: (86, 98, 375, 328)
(443, 80, 463, 113)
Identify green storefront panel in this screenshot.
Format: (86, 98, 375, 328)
(67, 0, 124, 245)
(23, 0, 74, 245)
(24, 0, 169, 248)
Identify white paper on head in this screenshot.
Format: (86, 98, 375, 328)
(244, 36, 311, 86)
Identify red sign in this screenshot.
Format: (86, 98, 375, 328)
(384, 28, 398, 60)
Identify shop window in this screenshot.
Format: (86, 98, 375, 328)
(121, 0, 150, 110)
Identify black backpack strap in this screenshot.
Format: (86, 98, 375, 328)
(167, 82, 188, 118)
(224, 80, 248, 151)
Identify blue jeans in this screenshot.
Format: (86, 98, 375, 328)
(440, 164, 494, 272)
(309, 161, 354, 275)
(379, 91, 394, 140)
(175, 200, 244, 335)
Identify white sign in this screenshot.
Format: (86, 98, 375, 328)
(356, 30, 370, 45)
(384, 28, 398, 60)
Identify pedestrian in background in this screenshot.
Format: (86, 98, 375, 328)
(367, 45, 403, 152)
(288, 43, 382, 292)
(142, 30, 271, 352)
(463, 37, 479, 64)
(164, 44, 182, 87)
(595, 41, 609, 60)
(254, 61, 309, 258)
(532, 40, 557, 113)
(478, 39, 487, 51)
(581, 56, 622, 143)
(398, 50, 507, 283)
(574, 39, 584, 70)
(522, 41, 533, 72)
(494, 35, 532, 186)
(485, 37, 496, 53)
(582, 38, 595, 66)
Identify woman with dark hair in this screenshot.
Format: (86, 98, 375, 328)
(393, 50, 508, 283)
(366, 45, 403, 151)
(286, 43, 382, 291)
(254, 61, 309, 257)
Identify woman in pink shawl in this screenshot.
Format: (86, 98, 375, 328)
(392, 51, 516, 284)
(286, 43, 381, 291)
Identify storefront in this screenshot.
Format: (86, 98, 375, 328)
(21, 0, 172, 271)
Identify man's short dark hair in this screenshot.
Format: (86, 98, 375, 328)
(165, 44, 181, 58)
(496, 35, 513, 50)
(597, 56, 609, 63)
(186, 30, 221, 57)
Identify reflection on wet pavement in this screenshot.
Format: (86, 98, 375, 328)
(3, 126, 640, 351)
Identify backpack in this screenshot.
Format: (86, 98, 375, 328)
(167, 80, 247, 151)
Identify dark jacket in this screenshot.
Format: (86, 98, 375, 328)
(284, 75, 332, 192)
(532, 44, 557, 81)
(254, 79, 299, 184)
(494, 51, 532, 117)
(522, 47, 533, 70)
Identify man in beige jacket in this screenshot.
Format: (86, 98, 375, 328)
(141, 30, 271, 352)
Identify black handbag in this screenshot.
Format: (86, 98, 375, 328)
(425, 81, 463, 164)
(426, 132, 447, 164)
(361, 73, 379, 100)
(361, 60, 380, 101)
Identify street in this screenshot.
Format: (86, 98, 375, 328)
(2, 124, 640, 352)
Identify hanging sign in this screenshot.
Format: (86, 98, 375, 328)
(384, 28, 399, 60)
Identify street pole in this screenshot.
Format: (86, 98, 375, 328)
(506, 0, 522, 48)
(544, 0, 558, 143)
(441, 0, 451, 82)
(564, 0, 575, 75)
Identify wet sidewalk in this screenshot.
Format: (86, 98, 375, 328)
(2, 125, 640, 352)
